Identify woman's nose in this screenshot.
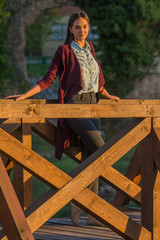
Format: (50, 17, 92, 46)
(80, 27, 85, 33)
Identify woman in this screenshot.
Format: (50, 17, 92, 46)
(6, 11, 120, 225)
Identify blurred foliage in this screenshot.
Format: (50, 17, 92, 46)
(27, 63, 51, 78)
(25, 9, 59, 56)
(0, 0, 13, 97)
(75, 0, 160, 97)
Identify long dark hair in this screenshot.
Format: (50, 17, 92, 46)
(64, 11, 90, 44)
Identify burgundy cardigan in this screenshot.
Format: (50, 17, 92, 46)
(37, 42, 105, 159)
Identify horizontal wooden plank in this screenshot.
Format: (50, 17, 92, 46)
(98, 99, 160, 105)
(34, 223, 123, 239)
(34, 212, 141, 240)
(1, 102, 160, 118)
(2, 99, 160, 105)
(0, 99, 56, 104)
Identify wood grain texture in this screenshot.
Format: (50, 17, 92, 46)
(2, 99, 160, 105)
(153, 170, 160, 240)
(0, 118, 151, 239)
(31, 119, 83, 162)
(0, 157, 34, 240)
(33, 212, 141, 240)
(0, 101, 160, 118)
(141, 133, 154, 232)
(0, 101, 156, 240)
(113, 143, 142, 206)
(0, 118, 21, 133)
(101, 166, 141, 205)
(22, 119, 33, 209)
(152, 118, 160, 239)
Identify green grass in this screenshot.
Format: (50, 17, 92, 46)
(113, 147, 136, 174)
(32, 132, 139, 218)
(32, 133, 78, 218)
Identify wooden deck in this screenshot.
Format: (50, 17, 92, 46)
(34, 208, 141, 240)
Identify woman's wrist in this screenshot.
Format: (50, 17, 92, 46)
(99, 86, 105, 94)
(99, 86, 111, 98)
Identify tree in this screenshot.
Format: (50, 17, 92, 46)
(75, 0, 160, 97)
(6, 0, 70, 90)
(25, 13, 57, 57)
(0, 0, 12, 96)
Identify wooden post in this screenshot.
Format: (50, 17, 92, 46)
(152, 118, 160, 239)
(13, 120, 33, 209)
(22, 119, 33, 209)
(0, 156, 34, 240)
(141, 130, 155, 232)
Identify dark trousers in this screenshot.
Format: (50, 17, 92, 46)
(65, 92, 105, 194)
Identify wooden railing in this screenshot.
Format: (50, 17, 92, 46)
(0, 99, 160, 240)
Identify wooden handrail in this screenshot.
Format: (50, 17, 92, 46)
(1, 99, 160, 118)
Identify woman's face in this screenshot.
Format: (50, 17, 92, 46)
(69, 17, 90, 43)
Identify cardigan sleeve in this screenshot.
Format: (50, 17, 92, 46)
(37, 46, 63, 91)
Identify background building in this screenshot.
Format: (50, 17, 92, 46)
(41, 6, 98, 58)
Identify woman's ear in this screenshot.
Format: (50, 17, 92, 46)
(69, 26, 72, 33)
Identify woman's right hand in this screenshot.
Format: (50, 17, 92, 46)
(5, 94, 26, 101)
(5, 85, 41, 101)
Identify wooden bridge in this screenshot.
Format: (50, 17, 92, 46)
(0, 99, 160, 240)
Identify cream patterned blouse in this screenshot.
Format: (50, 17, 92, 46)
(71, 41, 100, 94)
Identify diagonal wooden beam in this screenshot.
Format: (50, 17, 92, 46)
(0, 156, 34, 240)
(101, 166, 141, 205)
(0, 118, 21, 133)
(0, 128, 70, 188)
(0, 118, 21, 174)
(70, 118, 151, 179)
(32, 119, 141, 204)
(0, 118, 151, 190)
(31, 119, 83, 162)
(1, 154, 12, 170)
(31, 119, 56, 145)
(113, 143, 142, 206)
(0, 118, 151, 239)
(24, 186, 150, 240)
(23, 120, 150, 238)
